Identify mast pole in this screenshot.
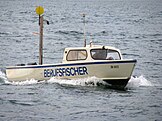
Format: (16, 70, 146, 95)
(82, 14, 86, 47)
(39, 15, 43, 65)
(36, 6, 44, 65)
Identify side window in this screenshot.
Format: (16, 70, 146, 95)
(67, 50, 87, 61)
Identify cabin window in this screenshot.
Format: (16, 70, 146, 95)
(91, 49, 121, 60)
(67, 50, 87, 61)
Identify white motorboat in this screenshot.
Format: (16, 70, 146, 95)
(6, 44, 136, 88)
(6, 8, 137, 88)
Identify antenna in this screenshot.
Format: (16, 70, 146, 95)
(81, 13, 86, 47)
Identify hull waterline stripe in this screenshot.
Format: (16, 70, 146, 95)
(6, 60, 137, 70)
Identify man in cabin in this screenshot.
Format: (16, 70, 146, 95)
(92, 49, 107, 60)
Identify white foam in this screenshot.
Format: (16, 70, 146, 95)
(5, 79, 44, 85)
(126, 75, 153, 88)
(47, 76, 105, 86)
(3, 75, 106, 86)
(0, 70, 7, 83)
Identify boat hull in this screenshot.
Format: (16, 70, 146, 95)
(6, 60, 136, 87)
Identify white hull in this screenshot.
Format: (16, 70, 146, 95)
(6, 60, 136, 87)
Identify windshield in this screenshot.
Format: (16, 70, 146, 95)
(91, 49, 121, 60)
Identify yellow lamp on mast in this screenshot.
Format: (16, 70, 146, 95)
(35, 6, 44, 15)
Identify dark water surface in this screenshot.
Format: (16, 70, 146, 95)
(0, 0, 162, 120)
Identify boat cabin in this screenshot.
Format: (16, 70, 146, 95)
(62, 45, 123, 63)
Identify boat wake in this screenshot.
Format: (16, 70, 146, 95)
(0, 69, 7, 83)
(126, 75, 153, 88)
(0, 70, 153, 88)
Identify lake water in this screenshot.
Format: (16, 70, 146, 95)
(0, 0, 162, 120)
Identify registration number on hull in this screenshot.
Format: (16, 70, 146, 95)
(110, 65, 119, 69)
